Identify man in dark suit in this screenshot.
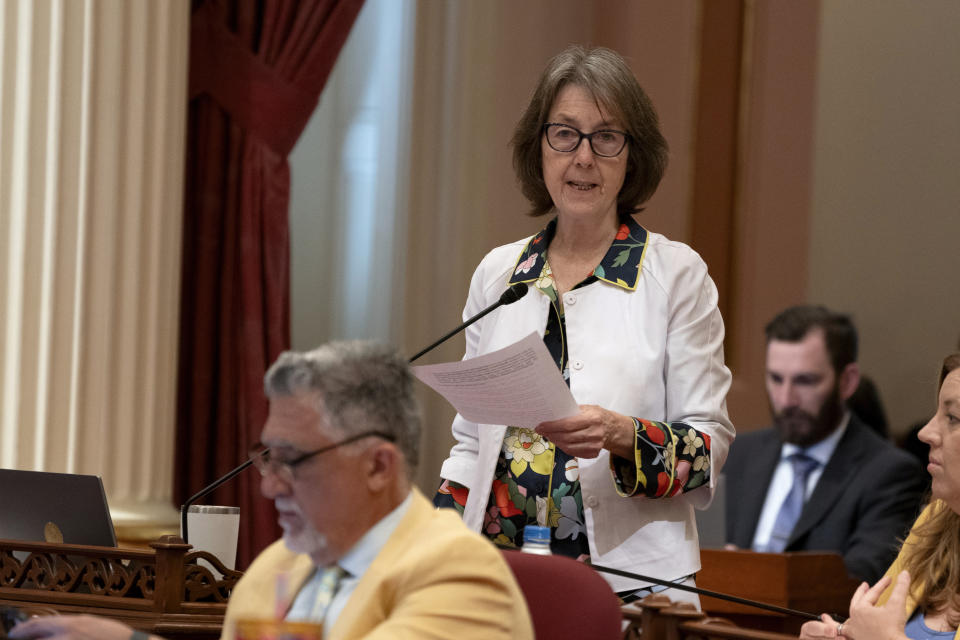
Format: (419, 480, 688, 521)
(724, 305, 926, 583)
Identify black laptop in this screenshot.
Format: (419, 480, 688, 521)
(0, 469, 117, 547)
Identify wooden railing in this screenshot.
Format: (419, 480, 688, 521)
(0, 536, 239, 640)
(2, 542, 856, 640)
(623, 595, 801, 640)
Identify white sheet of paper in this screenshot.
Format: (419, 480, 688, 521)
(411, 332, 579, 428)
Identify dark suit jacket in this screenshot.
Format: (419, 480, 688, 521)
(724, 415, 926, 583)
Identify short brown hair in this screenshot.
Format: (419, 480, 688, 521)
(764, 305, 858, 375)
(939, 353, 960, 390)
(511, 45, 668, 221)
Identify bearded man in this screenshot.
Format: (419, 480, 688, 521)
(724, 305, 926, 582)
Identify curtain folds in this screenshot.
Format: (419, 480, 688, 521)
(176, 0, 364, 568)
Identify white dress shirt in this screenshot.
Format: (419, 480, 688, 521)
(286, 492, 413, 638)
(751, 413, 850, 551)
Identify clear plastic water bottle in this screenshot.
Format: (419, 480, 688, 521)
(520, 525, 552, 555)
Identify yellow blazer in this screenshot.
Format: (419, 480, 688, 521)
(878, 500, 960, 639)
(221, 489, 533, 640)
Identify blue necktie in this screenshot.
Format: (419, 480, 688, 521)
(766, 452, 819, 553)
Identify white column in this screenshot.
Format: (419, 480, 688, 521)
(0, 0, 189, 537)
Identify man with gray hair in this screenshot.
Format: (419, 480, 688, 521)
(11, 341, 533, 640)
(223, 340, 532, 638)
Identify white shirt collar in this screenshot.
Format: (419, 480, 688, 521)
(780, 410, 851, 467)
(333, 490, 413, 578)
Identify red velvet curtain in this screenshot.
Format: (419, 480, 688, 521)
(175, 0, 364, 569)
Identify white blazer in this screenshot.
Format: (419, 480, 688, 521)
(439, 229, 735, 591)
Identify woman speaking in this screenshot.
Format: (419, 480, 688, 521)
(434, 45, 734, 605)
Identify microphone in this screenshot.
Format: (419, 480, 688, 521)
(590, 563, 829, 621)
(180, 456, 262, 545)
(181, 283, 528, 543)
(409, 282, 529, 363)
(498, 282, 528, 305)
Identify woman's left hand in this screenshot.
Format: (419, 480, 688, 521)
(838, 571, 911, 640)
(535, 405, 634, 459)
(799, 614, 844, 639)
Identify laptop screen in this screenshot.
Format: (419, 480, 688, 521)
(0, 469, 117, 547)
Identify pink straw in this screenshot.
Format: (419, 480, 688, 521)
(274, 573, 289, 620)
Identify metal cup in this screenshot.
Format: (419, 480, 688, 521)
(184, 505, 240, 574)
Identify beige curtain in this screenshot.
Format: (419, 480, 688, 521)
(0, 0, 189, 538)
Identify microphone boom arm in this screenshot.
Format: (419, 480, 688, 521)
(409, 302, 501, 363)
(591, 563, 827, 622)
(409, 283, 528, 363)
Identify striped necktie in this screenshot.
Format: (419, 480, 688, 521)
(307, 565, 347, 621)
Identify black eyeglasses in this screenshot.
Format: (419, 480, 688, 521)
(249, 430, 396, 483)
(543, 122, 629, 157)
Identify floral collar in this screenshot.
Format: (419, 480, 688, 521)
(507, 216, 649, 291)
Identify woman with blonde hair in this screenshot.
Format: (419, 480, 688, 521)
(801, 353, 960, 639)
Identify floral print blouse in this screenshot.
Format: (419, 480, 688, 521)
(434, 217, 713, 559)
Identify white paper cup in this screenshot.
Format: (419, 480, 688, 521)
(184, 505, 240, 574)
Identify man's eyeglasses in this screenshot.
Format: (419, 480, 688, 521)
(543, 122, 629, 157)
(249, 430, 396, 484)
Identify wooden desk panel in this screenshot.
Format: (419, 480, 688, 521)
(697, 549, 859, 634)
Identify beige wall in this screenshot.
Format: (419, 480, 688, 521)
(723, 1, 821, 430)
(809, 1, 960, 435)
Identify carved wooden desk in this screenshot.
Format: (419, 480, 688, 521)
(0, 535, 239, 640)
